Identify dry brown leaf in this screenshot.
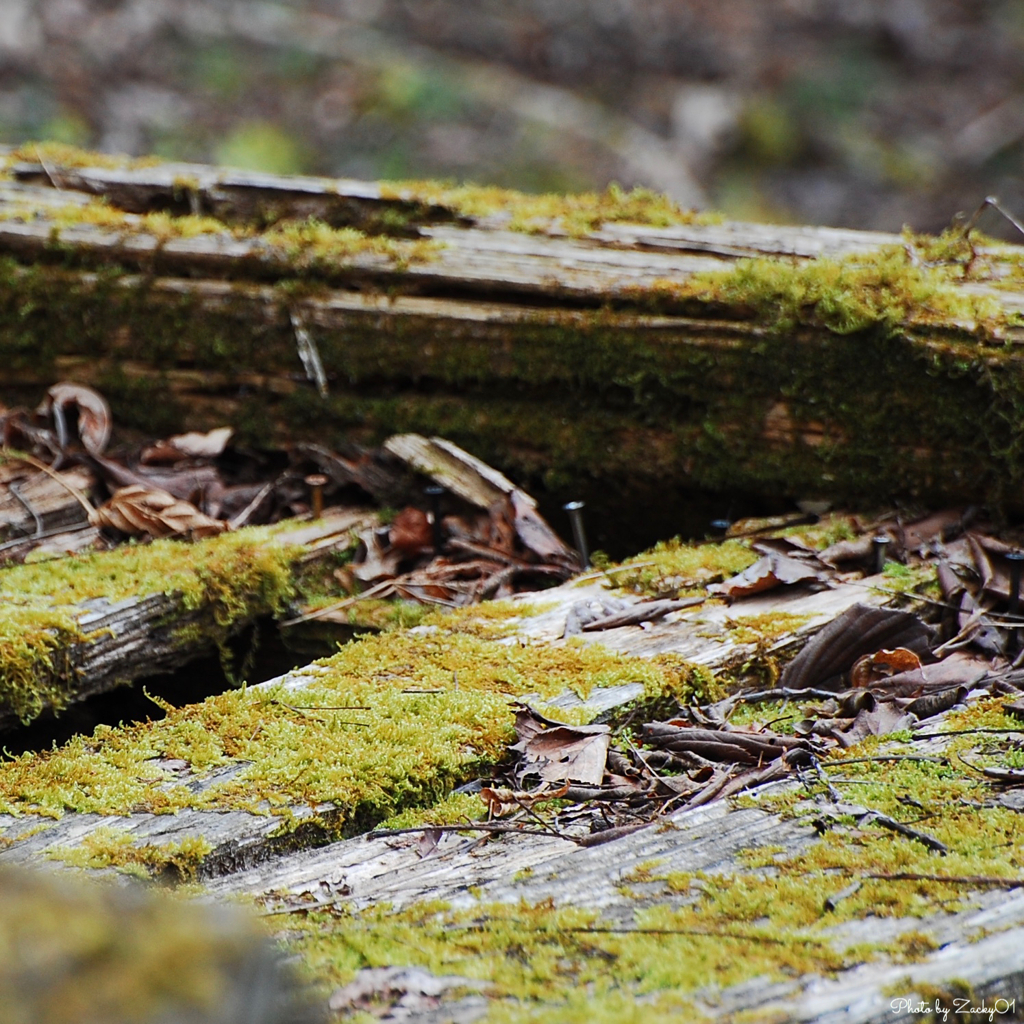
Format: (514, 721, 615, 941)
(89, 485, 227, 539)
(389, 507, 432, 555)
(511, 707, 610, 785)
(40, 382, 111, 455)
(142, 426, 233, 463)
(850, 647, 923, 688)
(480, 782, 570, 818)
(708, 552, 823, 598)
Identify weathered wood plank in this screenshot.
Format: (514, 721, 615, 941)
(0, 509, 377, 730)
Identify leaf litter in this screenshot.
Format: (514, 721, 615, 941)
(0, 380, 577, 609)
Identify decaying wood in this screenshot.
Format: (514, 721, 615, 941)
(4, 153, 1024, 534)
(0, 508, 377, 730)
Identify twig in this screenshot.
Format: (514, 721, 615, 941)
(6, 481, 43, 537)
(228, 481, 274, 529)
(519, 924, 825, 945)
(735, 687, 848, 704)
(368, 822, 581, 843)
(865, 812, 949, 854)
(0, 448, 95, 515)
(912, 728, 1024, 739)
(279, 579, 395, 626)
(824, 755, 948, 766)
(866, 872, 1023, 888)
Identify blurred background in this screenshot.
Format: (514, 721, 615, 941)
(2, 0, 1024, 234)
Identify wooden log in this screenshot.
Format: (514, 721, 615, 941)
(0, 508, 377, 730)
(3, 151, 1024, 550)
(2, 572, 1021, 1021)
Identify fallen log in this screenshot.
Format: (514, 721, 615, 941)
(3, 147, 1024, 551)
(0, 508, 376, 729)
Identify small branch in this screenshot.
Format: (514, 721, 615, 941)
(368, 822, 581, 843)
(912, 728, 1024, 740)
(824, 755, 948, 766)
(0, 448, 95, 515)
(866, 871, 1023, 888)
(865, 812, 949, 854)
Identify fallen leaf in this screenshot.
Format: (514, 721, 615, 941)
(850, 647, 923, 688)
(141, 426, 233, 463)
(780, 604, 932, 691)
(89, 485, 227, 539)
(40, 382, 111, 455)
(708, 552, 823, 598)
(511, 707, 610, 785)
(389, 506, 433, 555)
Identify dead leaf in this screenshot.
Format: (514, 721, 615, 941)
(850, 648, 923, 688)
(415, 827, 441, 858)
(780, 604, 932, 691)
(352, 527, 402, 582)
(480, 782, 569, 817)
(708, 552, 823, 598)
(511, 707, 610, 785)
(40, 382, 111, 455)
(141, 426, 233, 463)
(89, 485, 227, 539)
(389, 506, 432, 555)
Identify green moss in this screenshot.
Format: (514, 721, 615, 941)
(259, 217, 440, 269)
(723, 612, 814, 644)
(609, 538, 758, 598)
(45, 827, 213, 881)
(0, 523, 297, 723)
(0, 628, 697, 826)
(0, 864, 272, 1024)
(1, 141, 163, 174)
(380, 180, 715, 237)
(656, 246, 1004, 336)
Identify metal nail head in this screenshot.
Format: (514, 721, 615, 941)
(424, 485, 445, 552)
(871, 536, 890, 575)
(563, 500, 590, 569)
(304, 474, 328, 519)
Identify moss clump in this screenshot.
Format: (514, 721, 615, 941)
(0, 863, 277, 1024)
(0, 525, 297, 723)
(279, 897, 847, 1021)
(660, 246, 1004, 336)
(259, 217, 440, 269)
(609, 538, 758, 598)
(723, 611, 814, 644)
(382, 180, 714, 237)
(45, 827, 213, 881)
(268, 695, 1024, 1018)
(0, 629, 697, 826)
(1, 141, 163, 174)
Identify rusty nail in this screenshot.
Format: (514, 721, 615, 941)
(563, 500, 589, 568)
(424, 485, 445, 552)
(305, 474, 328, 518)
(872, 536, 890, 575)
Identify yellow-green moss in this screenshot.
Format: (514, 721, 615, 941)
(0, 525, 297, 723)
(723, 611, 813, 644)
(45, 827, 213, 881)
(0, 629, 699, 825)
(609, 538, 758, 598)
(0, 863, 271, 1024)
(658, 246, 1005, 337)
(259, 217, 440, 269)
(1, 141, 163, 174)
(382, 180, 716, 237)
(268, 695, 1024, 1019)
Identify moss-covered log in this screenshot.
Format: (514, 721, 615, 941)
(0, 510, 375, 729)
(2, 145, 1024, 550)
